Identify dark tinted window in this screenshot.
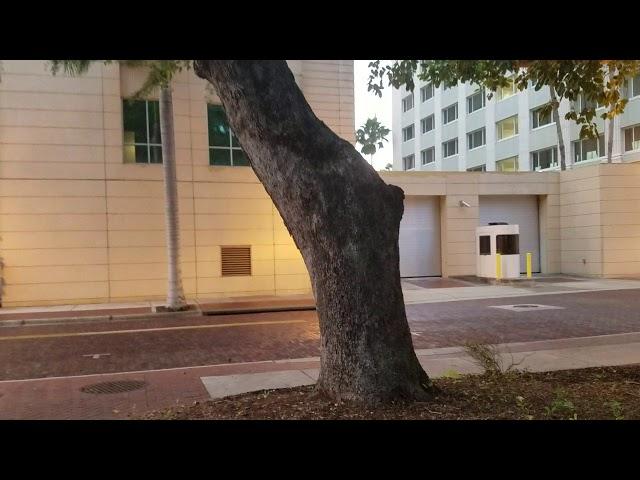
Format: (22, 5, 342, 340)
(496, 234, 519, 255)
(479, 236, 491, 255)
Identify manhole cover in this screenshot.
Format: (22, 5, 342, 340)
(80, 380, 146, 395)
(512, 304, 539, 308)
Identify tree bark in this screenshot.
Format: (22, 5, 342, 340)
(194, 60, 433, 404)
(549, 85, 566, 171)
(159, 86, 187, 311)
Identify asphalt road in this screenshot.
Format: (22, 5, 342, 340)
(2, 289, 640, 381)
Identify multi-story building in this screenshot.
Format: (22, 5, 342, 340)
(2, 60, 640, 308)
(393, 73, 640, 172)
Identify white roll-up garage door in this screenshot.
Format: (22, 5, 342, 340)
(479, 195, 540, 273)
(399, 196, 441, 277)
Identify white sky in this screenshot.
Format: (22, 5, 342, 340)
(353, 60, 393, 171)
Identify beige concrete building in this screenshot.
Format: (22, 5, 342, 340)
(1, 60, 639, 307)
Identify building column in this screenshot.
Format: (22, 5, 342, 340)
(486, 91, 496, 171)
(457, 82, 467, 171)
(434, 85, 443, 170)
(518, 90, 531, 171)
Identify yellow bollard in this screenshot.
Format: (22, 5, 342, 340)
(526, 252, 532, 279)
(496, 253, 502, 280)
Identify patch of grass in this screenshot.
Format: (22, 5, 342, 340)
(606, 400, 624, 420)
(463, 341, 527, 376)
(544, 389, 577, 420)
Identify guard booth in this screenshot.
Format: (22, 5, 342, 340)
(476, 222, 520, 279)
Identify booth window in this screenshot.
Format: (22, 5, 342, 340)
(496, 235, 519, 255)
(479, 236, 491, 255)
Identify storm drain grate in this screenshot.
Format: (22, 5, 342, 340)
(80, 380, 146, 395)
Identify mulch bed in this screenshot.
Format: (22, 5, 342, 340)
(140, 365, 640, 420)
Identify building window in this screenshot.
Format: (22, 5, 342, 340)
(497, 115, 519, 140)
(467, 88, 486, 114)
(479, 235, 491, 255)
(467, 165, 486, 172)
(624, 125, 640, 152)
(420, 83, 434, 102)
(402, 93, 414, 112)
(467, 128, 486, 150)
(421, 147, 435, 165)
(573, 134, 605, 162)
(403, 154, 415, 170)
(496, 234, 519, 255)
(208, 104, 248, 166)
(421, 114, 434, 134)
(626, 75, 640, 99)
(496, 76, 517, 101)
(532, 105, 553, 129)
(123, 99, 163, 164)
(496, 156, 519, 172)
(442, 138, 458, 158)
(402, 124, 415, 142)
(442, 103, 458, 124)
(531, 147, 558, 170)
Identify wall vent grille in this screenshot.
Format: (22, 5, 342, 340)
(221, 246, 252, 277)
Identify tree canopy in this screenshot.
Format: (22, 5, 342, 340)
(368, 60, 640, 139)
(355, 117, 390, 159)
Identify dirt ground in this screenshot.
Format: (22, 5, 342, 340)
(140, 365, 640, 420)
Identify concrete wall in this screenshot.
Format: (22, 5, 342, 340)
(380, 171, 559, 277)
(559, 163, 640, 278)
(0, 60, 353, 306)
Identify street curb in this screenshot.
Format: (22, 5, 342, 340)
(201, 304, 316, 316)
(0, 308, 201, 327)
(0, 302, 317, 327)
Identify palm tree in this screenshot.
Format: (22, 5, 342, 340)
(355, 117, 390, 166)
(158, 85, 186, 310)
(50, 60, 187, 311)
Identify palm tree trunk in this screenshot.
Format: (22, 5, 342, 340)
(194, 60, 433, 405)
(159, 86, 186, 311)
(549, 85, 566, 171)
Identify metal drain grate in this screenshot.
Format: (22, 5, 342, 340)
(80, 380, 146, 395)
(512, 304, 539, 308)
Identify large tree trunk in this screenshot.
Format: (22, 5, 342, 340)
(194, 60, 432, 404)
(549, 85, 566, 171)
(159, 86, 187, 311)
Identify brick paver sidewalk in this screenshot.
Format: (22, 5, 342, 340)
(3, 332, 640, 420)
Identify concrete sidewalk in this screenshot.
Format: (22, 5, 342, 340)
(2, 276, 640, 325)
(0, 294, 316, 325)
(1, 331, 639, 419)
(200, 331, 640, 399)
(401, 277, 640, 304)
